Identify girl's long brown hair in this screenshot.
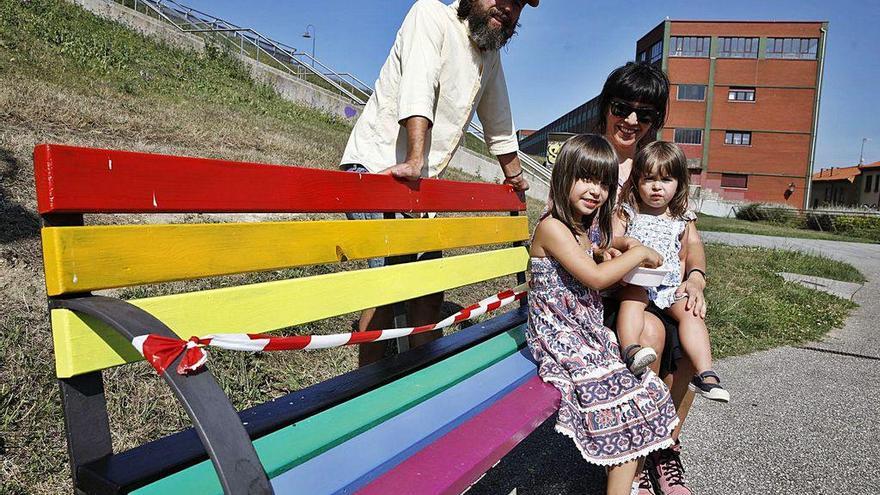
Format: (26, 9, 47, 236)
(547, 134, 619, 249)
(619, 141, 690, 219)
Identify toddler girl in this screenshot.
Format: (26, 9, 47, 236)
(527, 134, 679, 495)
(613, 141, 729, 403)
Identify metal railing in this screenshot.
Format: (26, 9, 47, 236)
(467, 122, 551, 185)
(112, 0, 550, 188)
(118, 0, 370, 103)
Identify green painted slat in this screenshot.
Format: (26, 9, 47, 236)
(133, 325, 527, 494)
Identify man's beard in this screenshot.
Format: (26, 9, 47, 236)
(457, 0, 517, 51)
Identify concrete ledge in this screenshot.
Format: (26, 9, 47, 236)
(72, 0, 205, 50)
(449, 147, 549, 203)
(70, 0, 361, 121)
(776, 272, 864, 300)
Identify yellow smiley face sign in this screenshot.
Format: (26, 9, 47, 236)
(546, 132, 576, 166)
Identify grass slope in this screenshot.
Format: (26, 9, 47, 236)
(0, 1, 864, 493)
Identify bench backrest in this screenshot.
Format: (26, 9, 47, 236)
(35, 143, 530, 492)
(35, 144, 528, 378)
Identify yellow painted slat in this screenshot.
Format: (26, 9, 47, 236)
(41, 216, 527, 296)
(52, 247, 529, 378)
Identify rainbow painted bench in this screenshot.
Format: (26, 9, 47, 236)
(35, 144, 560, 494)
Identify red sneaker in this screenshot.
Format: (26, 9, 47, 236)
(650, 442, 693, 495)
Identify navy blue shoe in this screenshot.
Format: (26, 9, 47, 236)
(689, 370, 729, 402)
(622, 344, 657, 377)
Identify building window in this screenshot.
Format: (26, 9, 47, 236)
(718, 37, 759, 58)
(674, 128, 703, 145)
(677, 84, 707, 101)
(649, 40, 663, 63)
(867, 175, 874, 193)
(875, 175, 879, 193)
(638, 50, 647, 63)
(669, 36, 710, 57)
(721, 173, 748, 189)
(724, 131, 752, 146)
(728, 87, 756, 102)
(766, 38, 819, 60)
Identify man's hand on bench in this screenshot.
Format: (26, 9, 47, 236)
(383, 161, 423, 181)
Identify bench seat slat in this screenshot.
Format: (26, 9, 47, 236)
(270, 349, 537, 494)
(131, 326, 526, 494)
(52, 247, 528, 378)
(358, 376, 560, 495)
(78, 309, 526, 494)
(34, 144, 525, 214)
(42, 216, 528, 295)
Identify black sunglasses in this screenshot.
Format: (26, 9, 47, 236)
(609, 100, 659, 124)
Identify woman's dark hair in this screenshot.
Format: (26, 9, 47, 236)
(593, 62, 670, 148)
(619, 141, 690, 219)
(548, 134, 619, 249)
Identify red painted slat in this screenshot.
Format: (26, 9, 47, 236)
(356, 376, 560, 495)
(33, 144, 526, 214)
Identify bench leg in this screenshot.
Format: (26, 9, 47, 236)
(59, 372, 113, 494)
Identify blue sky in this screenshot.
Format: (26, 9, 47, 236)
(183, 0, 880, 169)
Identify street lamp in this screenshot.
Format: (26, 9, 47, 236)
(301, 24, 315, 67)
(859, 137, 871, 165)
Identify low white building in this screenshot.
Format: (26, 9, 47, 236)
(809, 161, 880, 209)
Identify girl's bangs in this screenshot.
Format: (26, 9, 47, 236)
(576, 157, 617, 186)
(643, 158, 676, 178)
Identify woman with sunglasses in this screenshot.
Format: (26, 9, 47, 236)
(594, 62, 707, 495)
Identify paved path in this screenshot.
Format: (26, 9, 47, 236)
(470, 232, 880, 495)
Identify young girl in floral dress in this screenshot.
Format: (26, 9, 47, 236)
(527, 134, 680, 495)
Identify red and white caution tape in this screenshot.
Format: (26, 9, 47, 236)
(133, 283, 529, 376)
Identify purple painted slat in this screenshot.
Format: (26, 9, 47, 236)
(356, 376, 560, 495)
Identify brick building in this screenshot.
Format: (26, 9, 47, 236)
(519, 20, 828, 208)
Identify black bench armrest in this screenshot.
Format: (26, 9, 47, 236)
(52, 296, 273, 495)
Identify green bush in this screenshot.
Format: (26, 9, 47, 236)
(734, 203, 763, 221)
(735, 203, 802, 226)
(834, 215, 880, 241)
(805, 212, 834, 232)
(805, 212, 880, 241)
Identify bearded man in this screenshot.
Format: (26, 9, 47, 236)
(341, 0, 538, 366)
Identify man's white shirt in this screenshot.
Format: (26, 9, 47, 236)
(340, 0, 519, 178)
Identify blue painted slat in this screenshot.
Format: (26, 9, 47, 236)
(270, 349, 538, 494)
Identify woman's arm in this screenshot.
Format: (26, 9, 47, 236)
(534, 218, 662, 291)
(674, 221, 707, 318)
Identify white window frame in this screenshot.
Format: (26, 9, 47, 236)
(728, 88, 756, 102)
(724, 131, 752, 146)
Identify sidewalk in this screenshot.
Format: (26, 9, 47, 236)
(682, 233, 880, 495)
(468, 232, 880, 495)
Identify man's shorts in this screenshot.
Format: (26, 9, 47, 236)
(341, 164, 442, 269)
